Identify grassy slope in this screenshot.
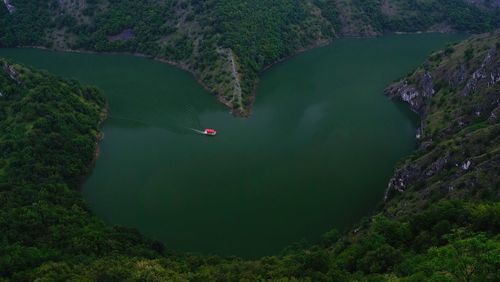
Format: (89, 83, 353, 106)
(1, 0, 499, 115)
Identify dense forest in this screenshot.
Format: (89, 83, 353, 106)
(1, 30, 499, 280)
(1, 0, 499, 115)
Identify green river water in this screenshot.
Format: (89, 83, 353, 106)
(0, 34, 464, 258)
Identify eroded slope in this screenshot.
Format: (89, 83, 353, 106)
(385, 30, 500, 214)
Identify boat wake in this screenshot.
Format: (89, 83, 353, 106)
(108, 116, 213, 136)
(188, 128, 206, 135)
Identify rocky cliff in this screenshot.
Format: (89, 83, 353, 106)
(384, 30, 499, 215)
(2, 0, 15, 13)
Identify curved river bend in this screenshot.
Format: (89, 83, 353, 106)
(0, 34, 464, 257)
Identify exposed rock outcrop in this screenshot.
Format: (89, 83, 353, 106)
(3, 0, 15, 13)
(385, 72, 434, 114)
(385, 164, 420, 200)
(463, 47, 498, 96)
(3, 62, 20, 83)
(383, 31, 500, 212)
(108, 29, 135, 42)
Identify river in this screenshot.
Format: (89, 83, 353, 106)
(0, 33, 465, 257)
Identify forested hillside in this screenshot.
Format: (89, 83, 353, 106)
(1, 31, 499, 281)
(1, 0, 499, 115)
(0, 59, 164, 279)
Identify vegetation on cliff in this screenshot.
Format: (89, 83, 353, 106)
(385, 30, 500, 214)
(1, 31, 499, 280)
(1, 0, 499, 115)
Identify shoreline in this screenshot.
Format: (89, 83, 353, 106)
(16, 30, 462, 118)
(78, 104, 108, 190)
(23, 31, 475, 259)
(26, 45, 221, 107)
(21, 39, 336, 118)
(20, 30, 464, 184)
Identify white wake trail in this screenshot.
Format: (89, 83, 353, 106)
(188, 128, 205, 134)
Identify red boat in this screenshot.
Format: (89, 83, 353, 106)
(204, 128, 217, 136)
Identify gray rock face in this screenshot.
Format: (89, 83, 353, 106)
(386, 81, 420, 108)
(383, 34, 500, 204)
(449, 64, 468, 87)
(387, 46, 499, 120)
(421, 72, 435, 98)
(425, 153, 449, 177)
(461, 160, 472, 171)
(385, 165, 420, 201)
(3, 0, 15, 13)
(3, 63, 19, 83)
(463, 47, 498, 96)
(490, 105, 500, 121)
(108, 29, 136, 42)
(385, 72, 434, 114)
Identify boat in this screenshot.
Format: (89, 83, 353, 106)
(203, 128, 217, 136)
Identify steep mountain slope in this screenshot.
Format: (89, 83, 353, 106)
(1, 0, 499, 115)
(0, 31, 498, 281)
(385, 30, 500, 215)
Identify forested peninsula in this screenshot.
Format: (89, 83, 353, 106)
(1, 0, 499, 115)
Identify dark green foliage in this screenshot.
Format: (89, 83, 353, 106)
(465, 47, 475, 61)
(215, 0, 326, 99)
(75, 0, 170, 56)
(366, 0, 500, 33)
(314, 0, 342, 31)
(0, 59, 161, 279)
(0, 0, 52, 46)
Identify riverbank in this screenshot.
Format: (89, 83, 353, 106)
(21, 30, 461, 117)
(78, 104, 108, 190)
(382, 30, 499, 214)
(23, 39, 332, 118)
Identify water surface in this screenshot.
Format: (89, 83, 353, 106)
(0, 34, 465, 257)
